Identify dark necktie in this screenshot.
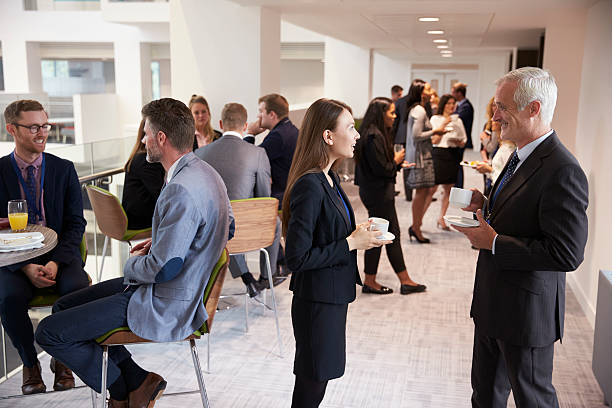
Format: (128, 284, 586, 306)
(489, 151, 520, 210)
(25, 165, 38, 223)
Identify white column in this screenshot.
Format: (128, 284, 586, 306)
(543, 9, 588, 153)
(2, 40, 42, 93)
(114, 39, 144, 137)
(140, 43, 153, 105)
(169, 0, 280, 122)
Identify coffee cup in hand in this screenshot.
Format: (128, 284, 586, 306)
(449, 187, 473, 209)
(368, 217, 389, 237)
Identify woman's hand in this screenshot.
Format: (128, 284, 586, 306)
(394, 149, 406, 165)
(346, 222, 390, 251)
(476, 163, 493, 174)
(401, 161, 416, 168)
(431, 134, 442, 144)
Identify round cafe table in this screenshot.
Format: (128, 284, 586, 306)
(0, 224, 58, 268)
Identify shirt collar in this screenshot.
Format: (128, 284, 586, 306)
(166, 154, 187, 183)
(222, 131, 243, 139)
(516, 129, 554, 163)
(13, 150, 43, 170)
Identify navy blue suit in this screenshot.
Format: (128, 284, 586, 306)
(455, 98, 474, 187)
(0, 152, 88, 367)
(260, 117, 298, 207)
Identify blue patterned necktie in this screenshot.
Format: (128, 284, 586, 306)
(490, 151, 520, 209)
(25, 165, 38, 223)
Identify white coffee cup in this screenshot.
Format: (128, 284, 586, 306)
(449, 187, 473, 209)
(368, 217, 389, 236)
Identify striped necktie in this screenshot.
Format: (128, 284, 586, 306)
(25, 165, 38, 222)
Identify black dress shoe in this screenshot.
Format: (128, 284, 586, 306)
(400, 284, 427, 295)
(276, 264, 291, 277)
(362, 284, 393, 294)
(245, 282, 260, 298)
(255, 275, 286, 291)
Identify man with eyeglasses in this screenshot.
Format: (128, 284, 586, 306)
(0, 99, 88, 395)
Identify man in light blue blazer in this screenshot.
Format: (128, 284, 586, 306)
(196, 103, 284, 298)
(36, 98, 233, 407)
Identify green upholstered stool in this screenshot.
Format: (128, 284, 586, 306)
(85, 185, 152, 283)
(93, 249, 229, 408)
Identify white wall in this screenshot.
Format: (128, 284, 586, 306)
(324, 37, 370, 118)
(280, 59, 324, 108)
(73, 93, 120, 145)
(170, 0, 280, 124)
(371, 53, 411, 100)
(568, 0, 612, 326)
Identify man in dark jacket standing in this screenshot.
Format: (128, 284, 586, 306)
(452, 82, 474, 188)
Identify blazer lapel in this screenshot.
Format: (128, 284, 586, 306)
(489, 133, 558, 223)
(317, 171, 351, 233)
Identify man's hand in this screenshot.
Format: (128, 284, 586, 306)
(246, 118, 264, 136)
(452, 209, 497, 250)
(130, 238, 152, 257)
(22, 263, 56, 288)
(42, 261, 58, 280)
(461, 188, 486, 212)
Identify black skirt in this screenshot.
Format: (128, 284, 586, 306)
(291, 295, 348, 381)
(433, 147, 462, 185)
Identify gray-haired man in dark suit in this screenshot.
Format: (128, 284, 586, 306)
(454, 67, 588, 408)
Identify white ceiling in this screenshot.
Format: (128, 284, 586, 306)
(230, 0, 598, 60)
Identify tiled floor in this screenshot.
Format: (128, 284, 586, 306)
(0, 152, 606, 407)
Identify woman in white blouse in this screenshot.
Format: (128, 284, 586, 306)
(476, 132, 516, 184)
(430, 94, 467, 230)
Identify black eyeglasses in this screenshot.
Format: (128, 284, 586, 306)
(12, 123, 53, 134)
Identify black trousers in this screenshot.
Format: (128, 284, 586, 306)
(359, 188, 406, 275)
(0, 257, 88, 367)
(471, 328, 559, 408)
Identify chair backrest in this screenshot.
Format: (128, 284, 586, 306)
(226, 198, 278, 254)
(85, 185, 128, 241)
(200, 248, 229, 333)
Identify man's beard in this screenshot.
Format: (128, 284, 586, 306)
(146, 143, 161, 163)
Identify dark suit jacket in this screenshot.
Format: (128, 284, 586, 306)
(455, 98, 474, 149)
(260, 117, 299, 204)
(354, 126, 400, 200)
(472, 132, 588, 347)
(286, 171, 362, 304)
(392, 96, 409, 145)
(121, 152, 165, 230)
(0, 152, 86, 270)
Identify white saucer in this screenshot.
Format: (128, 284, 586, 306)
(376, 232, 395, 241)
(0, 242, 44, 252)
(444, 215, 479, 228)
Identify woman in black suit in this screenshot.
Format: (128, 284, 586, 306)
(121, 119, 165, 230)
(354, 97, 426, 295)
(282, 98, 388, 408)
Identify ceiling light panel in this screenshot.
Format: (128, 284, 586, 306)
(418, 17, 439, 22)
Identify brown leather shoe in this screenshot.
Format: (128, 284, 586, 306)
(50, 357, 75, 391)
(22, 361, 46, 395)
(128, 372, 166, 408)
(108, 398, 129, 408)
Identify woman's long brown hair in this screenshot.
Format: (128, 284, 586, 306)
(281, 98, 352, 238)
(124, 118, 146, 172)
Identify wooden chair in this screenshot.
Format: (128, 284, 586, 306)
(225, 197, 283, 357)
(85, 185, 151, 282)
(93, 248, 229, 408)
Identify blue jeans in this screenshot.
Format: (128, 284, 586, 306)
(35, 277, 136, 392)
(0, 257, 88, 367)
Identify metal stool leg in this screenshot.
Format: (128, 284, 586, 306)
(1, 325, 7, 381)
(261, 248, 283, 357)
(244, 293, 249, 333)
(206, 332, 211, 374)
(190, 339, 210, 408)
(98, 236, 109, 283)
(101, 345, 109, 408)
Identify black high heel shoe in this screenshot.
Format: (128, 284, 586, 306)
(408, 226, 430, 244)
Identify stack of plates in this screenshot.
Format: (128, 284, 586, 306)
(0, 232, 44, 252)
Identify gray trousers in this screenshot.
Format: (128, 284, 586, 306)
(229, 217, 281, 279)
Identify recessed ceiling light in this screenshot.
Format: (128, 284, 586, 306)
(419, 17, 440, 22)
(437, 45, 449, 49)
(441, 51, 453, 55)
(427, 30, 445, 35)
(433, 39, 448, 43)
(441, 54, 453, 58)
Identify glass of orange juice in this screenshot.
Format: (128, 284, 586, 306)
(8, 200, 28, 232)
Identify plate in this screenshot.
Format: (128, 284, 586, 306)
(460, 161, 480, 168)
(376, 232, 395, 241)
(0, 242, 44, 252)
(0, 232, 44, 249)
(444, 215, 479, 228)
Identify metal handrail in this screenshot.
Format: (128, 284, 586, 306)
(79, 167, 124, 184)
